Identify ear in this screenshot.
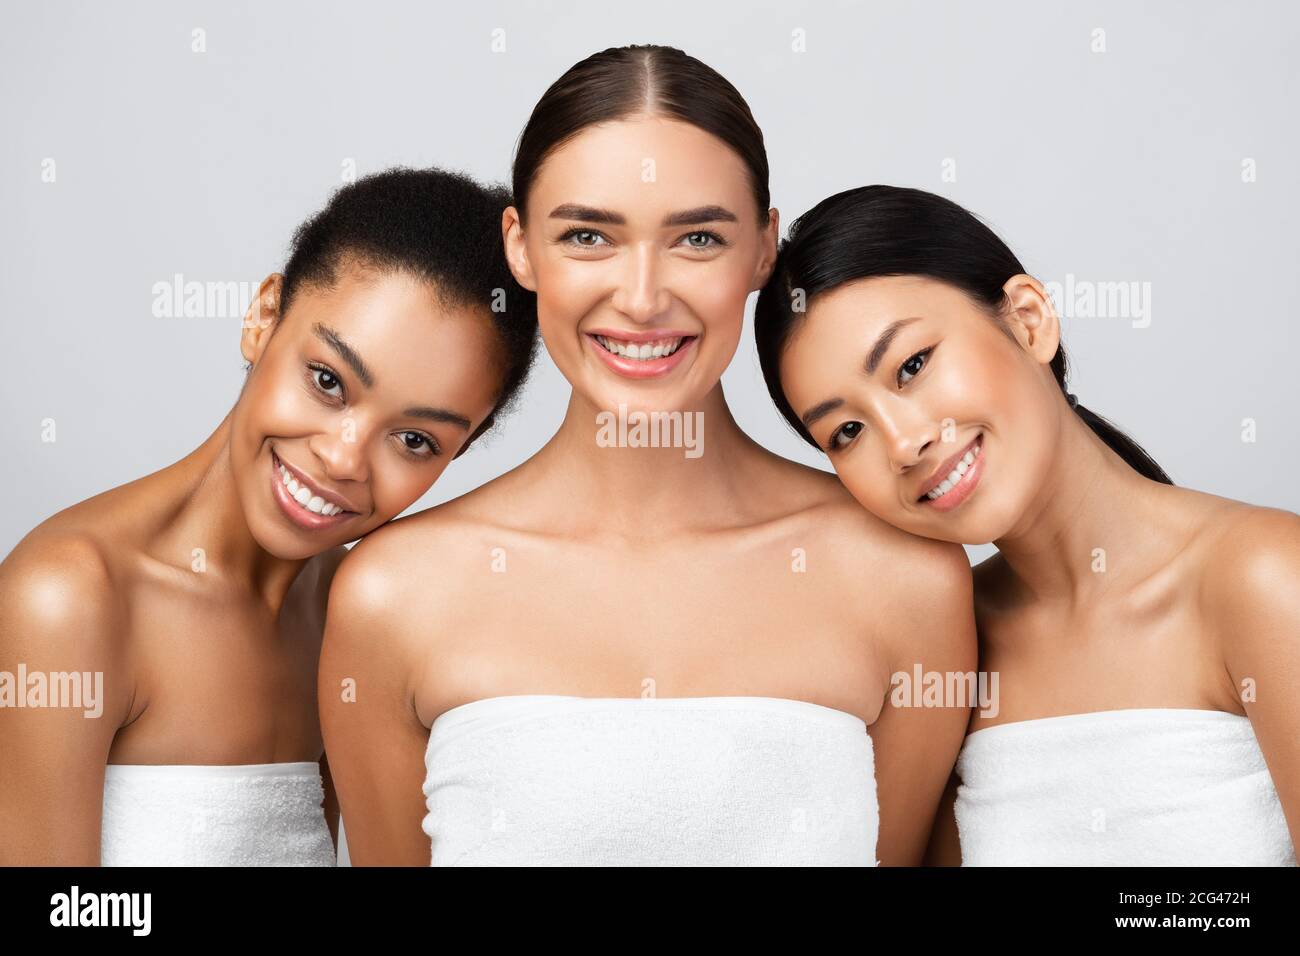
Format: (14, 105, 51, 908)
(999, 274, 1059, 365)
(240, 273, 285, 366)
(501, 206, 537, 292)
(750, 207, 780, 291)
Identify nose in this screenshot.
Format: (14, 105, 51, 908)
(875, 402, 940, 476)
(308, 419, 370, 484)
(609, 242, 671, 324)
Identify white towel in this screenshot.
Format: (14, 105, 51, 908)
(954, 708, 1297, 865)
(421, 695, 878, 866)
(101, 761, 336, 866)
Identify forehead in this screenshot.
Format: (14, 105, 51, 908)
(782, 276, 976, 390)
(286, 268, 501, 406)
(527, 115, 754, 219)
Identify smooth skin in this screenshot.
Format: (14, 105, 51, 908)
(0, 266, 502, 864)
(320, 116, 977, 866)
(779, 273, 1300, 864)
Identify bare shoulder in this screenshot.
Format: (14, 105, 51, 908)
(0, 526, 127, 670)
(1191, 494, 1300, 634)
(786, 470, 972, 595)
(767, 460, 975, 661)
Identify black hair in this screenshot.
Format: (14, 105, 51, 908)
(754, 185, 1172, 485)
(511, 44, 770, 225)
(278, 166, 538, 446)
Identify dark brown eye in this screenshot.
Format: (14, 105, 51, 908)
(898, 348, 932, 386)
(310, 364, 343, 398)
(829, 420, 864, 451)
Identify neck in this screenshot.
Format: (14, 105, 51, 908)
(991, 410, 1163, 605)
(152, 411, 308, 612)
(532, 383, 765, 537)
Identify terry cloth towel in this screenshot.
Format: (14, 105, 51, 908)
(954, 708, 1297, 866)
(422, 695, 878, 866)
(101, 761, 336, 866)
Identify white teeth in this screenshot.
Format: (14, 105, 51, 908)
(925, 438, 983, 501)
(278, 458, 344, 518)
(596, 335, 684, 360)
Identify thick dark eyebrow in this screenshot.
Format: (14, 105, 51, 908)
(800, 398, 845, 430)
(313, 322, 374, 388)
(402, 406, 472, 431)
(863, 317, 923, 375)
(547, 203, 738, 228)
(800, 316, 926, 430)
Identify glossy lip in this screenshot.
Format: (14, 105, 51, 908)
(585, 330, 698, 380)
(270, 449, 359, 531)
(918, 433, 985, 513)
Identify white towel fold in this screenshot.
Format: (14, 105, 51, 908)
(101, 761, 336, 866)
(954, 708, 1297, 866)
(421, 695, 878, 866)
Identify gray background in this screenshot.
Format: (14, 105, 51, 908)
(2, 1, 1297, 860)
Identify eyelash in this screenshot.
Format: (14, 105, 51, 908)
(897, 346, 934, 386)
(305, 362, 441, 459)
(556, 227, 728, 251)
(824, 347, 936, 453)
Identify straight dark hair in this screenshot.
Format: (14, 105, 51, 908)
(511, 44, 770, 225)
(753, 185, 1172, 484)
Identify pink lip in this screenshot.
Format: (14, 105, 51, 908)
(920, 435, 985, 513)
(585, 332, 697, 380)
(270, 450, 356, 532)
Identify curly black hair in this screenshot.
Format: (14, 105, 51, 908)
(278, 165, 539, 448)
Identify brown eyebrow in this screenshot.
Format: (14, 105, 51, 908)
(547, 203, 739, 228)
(799, 316, 926, 429)
(313, 322, 374, 388)
(863, 317, 923, 375)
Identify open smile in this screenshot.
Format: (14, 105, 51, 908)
(585, 329, 698, 379)
(270, 449, 358, 531)
(917, 433, 984, 513)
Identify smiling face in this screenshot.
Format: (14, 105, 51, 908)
(503, 115, 777, 414)
(779, 274, 1067, 545)
(229, 265, 502, 559)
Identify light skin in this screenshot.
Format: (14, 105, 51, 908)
(0, 265, 502, 864)
(779, 272, 1300, 863)
(320, 115, 977, 866)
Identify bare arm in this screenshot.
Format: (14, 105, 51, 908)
(1211, 508, 1300, 850)
(0, 536, 131, 865)
(868, 540, 977, 866)
(922, 772, 963, 865)
(317, 539, 433, 866)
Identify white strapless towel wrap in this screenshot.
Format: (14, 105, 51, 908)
(421, 695, 879, 866)
(101, 761, 336, 866)
(954, 708, 1297, 866)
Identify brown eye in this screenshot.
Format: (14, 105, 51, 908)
(309, 364, 343, 398)
(829, 420, 864, 451)
(898, 348, 932, 386)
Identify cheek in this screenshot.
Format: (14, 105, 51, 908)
(362, 455, 454, 528)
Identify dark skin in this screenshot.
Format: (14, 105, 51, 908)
(0, 266, 501, 864)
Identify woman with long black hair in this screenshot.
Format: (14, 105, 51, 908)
(755, 184, 1299, 865)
